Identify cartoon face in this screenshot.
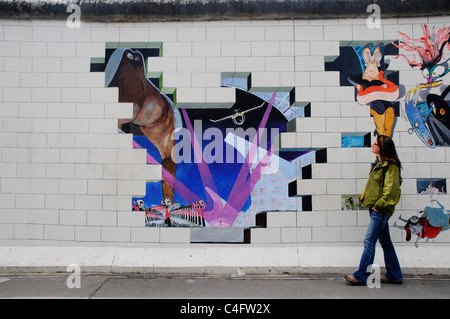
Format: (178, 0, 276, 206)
(408, 223, 423, 235)
(126, 50, 141, 63)
(362, 47, 382, 82)
(121, 49, 146, 79)
(422, 63, 449, 85)
(395, 24, 450, 87)
(429, 98, 449, 118)
(162, 198, 172, 207)
(409, 216, 419, 223)
(136, 199, 145, 208)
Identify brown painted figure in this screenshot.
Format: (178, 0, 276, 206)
(106, 49, 176, 202)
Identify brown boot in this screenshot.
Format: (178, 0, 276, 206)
(380, 276, 403, 284)
(344, 274, 365, 286)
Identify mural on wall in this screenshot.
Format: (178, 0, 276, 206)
(417, 178, 447, 195)
(341, 132, 371, 148)
(325, 41, 401, 138)
(94, 24, 449, 241)
(102, 46, 312, 229)
(394, 200, 450, 247)
(347, 45, 400, 137)
(394, 24, 450, 148)
(104, 48, 178, 205)
(341, 194, 365, 210)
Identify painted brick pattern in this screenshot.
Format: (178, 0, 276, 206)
(0, 16, 449, 247)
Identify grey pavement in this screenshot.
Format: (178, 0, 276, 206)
(0, 273, 449, 300)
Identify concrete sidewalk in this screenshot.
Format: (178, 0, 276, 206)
(0, 273, 449, 300)
(2, 243, 450, 275)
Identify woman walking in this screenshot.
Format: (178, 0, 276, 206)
(345, 135, 403, 285)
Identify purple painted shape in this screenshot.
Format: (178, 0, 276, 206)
(181, 109, 221, 213)
(221, 93, 276, 216)
(207, 93, 277, 227)
(161, 167, 200, 204)
(204, 187, 233, 227)
(133, 140, 159, 164)
(133, 139, 200, 205)
(220, 143, 274, 225)
(133, 93, 277, 228)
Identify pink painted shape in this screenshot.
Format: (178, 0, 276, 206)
(222, 93, 276, 219)
(132, 93, 277, 228)
(181, 109, 222, 219)
(204, 187, 233, 227)
(132, 140, 159, 164)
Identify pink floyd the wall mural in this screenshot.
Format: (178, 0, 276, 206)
(325, 41, 401, 138)
(97, 45, 313, 229)
(394, 24, 450, 148)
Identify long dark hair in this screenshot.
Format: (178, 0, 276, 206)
(377, 135, 402, 169)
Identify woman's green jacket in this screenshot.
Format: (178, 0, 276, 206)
(361, 158, 402, 217)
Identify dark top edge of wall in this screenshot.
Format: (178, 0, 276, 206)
(0, 0, 449, 21)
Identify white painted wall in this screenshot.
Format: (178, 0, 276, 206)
(0, 16, 449, 272)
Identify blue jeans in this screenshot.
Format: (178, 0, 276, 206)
(352, 209, 403, 284)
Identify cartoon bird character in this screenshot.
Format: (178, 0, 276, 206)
(394, 24, 450, 146)
(426, 85, 450, 145)
(395, 24, 450, 89)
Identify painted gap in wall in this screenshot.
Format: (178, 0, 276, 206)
(341, 132, 371, 148)
(325, 40, 400, 137)
(90, 42, 320, 243)
(342, 194, 365, 210)
(417, 178, 447, 195)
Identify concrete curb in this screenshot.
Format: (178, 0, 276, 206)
(1, 244, 449, 275)
(0, 0, 449, 22)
